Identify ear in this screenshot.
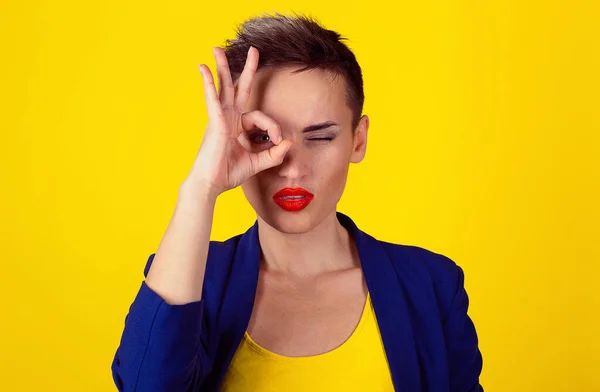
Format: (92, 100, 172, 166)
(350, 115, 369, 164)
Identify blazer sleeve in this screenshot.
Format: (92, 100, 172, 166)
(443, 265, 484, 392)
(111, 254, 213, 392)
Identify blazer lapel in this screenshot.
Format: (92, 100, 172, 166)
(337, 211, 421, 391)
(213, 218, 261, 388)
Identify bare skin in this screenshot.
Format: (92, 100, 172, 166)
(248, 235, 368, 357)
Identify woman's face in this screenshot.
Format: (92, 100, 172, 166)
(240, 65, 369, 233)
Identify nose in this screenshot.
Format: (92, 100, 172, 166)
(276, 138, 310, 180)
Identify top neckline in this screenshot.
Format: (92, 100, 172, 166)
(242, 291, 371, 361)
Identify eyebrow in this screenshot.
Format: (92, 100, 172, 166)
(302, 121, 339, 133)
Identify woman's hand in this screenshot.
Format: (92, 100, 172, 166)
(182, 46, 292, 198)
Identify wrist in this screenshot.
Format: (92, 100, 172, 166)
(178, 179, 220, 204)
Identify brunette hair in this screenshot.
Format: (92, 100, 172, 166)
(223, 13, 364, 130)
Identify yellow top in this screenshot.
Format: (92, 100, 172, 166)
(219, 291, 395, 391)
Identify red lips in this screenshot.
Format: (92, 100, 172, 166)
(272, 187, 315, 211)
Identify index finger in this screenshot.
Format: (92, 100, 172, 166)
(234, 46, 259, 110)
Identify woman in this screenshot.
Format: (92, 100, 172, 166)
(111, 13, 484, 392)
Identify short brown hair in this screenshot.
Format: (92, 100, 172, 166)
(222, 13, 365, 131)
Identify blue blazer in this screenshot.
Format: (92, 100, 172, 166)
(112, 211, 483, 392)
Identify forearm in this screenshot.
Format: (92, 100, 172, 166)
(144, 183, 218, 305)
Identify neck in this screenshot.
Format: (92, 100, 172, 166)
(256, 210, 359, 278)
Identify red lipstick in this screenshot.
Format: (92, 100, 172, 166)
(272, 187, 314, 212)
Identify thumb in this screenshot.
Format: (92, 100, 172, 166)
(253, 140, 292, 174)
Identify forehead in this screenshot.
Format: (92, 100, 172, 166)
(244, 66, 353, 127)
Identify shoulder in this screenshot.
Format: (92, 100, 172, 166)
(378, 240, 460, 280)
(203, 234, 245, 280)
(377, 240, 464, 320)
(207, 234, 243, 260)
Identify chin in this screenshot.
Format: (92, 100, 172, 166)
(255, 199, 340, 235)
(258, 207, 313, 234)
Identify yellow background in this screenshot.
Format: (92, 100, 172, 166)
(1, 0, 598, 390)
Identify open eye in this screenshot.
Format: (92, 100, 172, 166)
(249, 131, 273, 145)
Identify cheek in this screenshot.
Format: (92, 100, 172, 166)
(242, 172, 273, 204)
(329, 164, 350, 186)
(319, 152, 351, 190)
(241, 177, 262, 205)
